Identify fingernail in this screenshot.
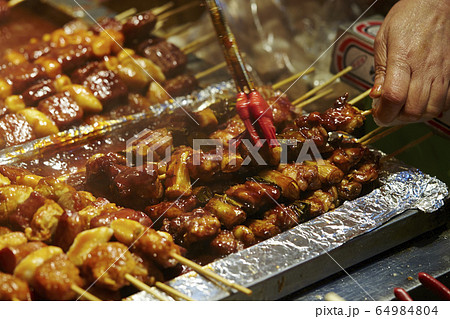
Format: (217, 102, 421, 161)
(369, 84, 382, 98)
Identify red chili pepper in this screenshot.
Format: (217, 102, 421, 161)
(248, 91, 279, 147)
(418, 272, 450, 301)
(235, 92, 261, 146)
(393, 287, 414, 301)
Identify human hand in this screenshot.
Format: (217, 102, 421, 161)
(370, 0, 450, 126)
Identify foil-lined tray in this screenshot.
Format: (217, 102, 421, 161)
(0, 81, 448, 301)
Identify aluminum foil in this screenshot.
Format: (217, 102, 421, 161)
(0, 81, 447, 301)
(128, 158, 448, 301)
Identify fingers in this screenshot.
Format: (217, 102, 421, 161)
(397, 75, 431, 122)
(370, 29, 387, 100)
(422, 77, 448, 119)
(374, 57, 411, 125)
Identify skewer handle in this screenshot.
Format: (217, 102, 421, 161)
(195, 61, 227, 80)
(182, 32, 216, 54)
(171, 253, 252, 296)
(293, 88, 333, 109)
(382, 131, 433, 163)
(361, 125, 404, 146)
(70, 284, 102, 301)
(124, 273, 169, 301)
(272, 67, 315, 90)
(348, 88, 371, 105)
(361, 109, 372, 117)
(154, 281, 195, 301)
(295, 66, 352, 103)
(8, 0, 25, 8)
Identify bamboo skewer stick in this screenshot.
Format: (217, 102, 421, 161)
(295, 66, 353, 104)
(361, 125, 405, 146)
(182, 32, 216, 54)
(70, 284, 102, 301)
(356, 126, 385, 144)
(162, 22, 196, 39)
(124, 274, 169, 301)
(195, 61, 226, 80)
(8, 0, 25, 7)
(158, 1, 199, 21)
(293, 88, 334, 110)
(381, 131, 434, 163)
(154, 281, 195, 301)
(272, 67, 316, 90)
(115, 8, 137, 21)
(151, 2, 175, 16)
(361, 109, 372, 116)
(348, 88, 371, 105)
(170, 253, 252, 295)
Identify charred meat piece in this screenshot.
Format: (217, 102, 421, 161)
(57, 191, 96, 213)
(54, 197, 116, 252)
(210, 230, 243, 256)
(337, 178, 362, 201)
(90, 208, 152, 228)
(0, 62, 45, 93)
(123, 10, 157, 42)
(301, 186, 338, 218)
(263, 204, 300, 231)
(225, 181, 280, 214)
(85, 153, 164, 209)
(0, 184, 33, 224)
(304, 160, 344, 185)
(347, 151, 380, 184)
(145, 195, 198, 222)
(44, 44, 93, 73)
(164, 74, 198, 97)
(18, 41, 52, 62)
(0, 166, 32, 184)
(279, 163, 322, 191)
(296, 93, 365, 133)
(22, 79, 56, 106)
(209, 115, 246, 147)
(33, 177, 76, 202)
(134, 229, 182, 268)
(0, 272, 32, 301)
(8, 191, 46, 231)
(279, 124, 330, 159)
(24, 199, 64, 242)
(71, 61, 102, 84)
(125, 127, 173, 164)
(37, 92, 83, 129)
(327, 145, 366, 173)
(82, 242, 150, 291)
(83, 69, 128, 108)
(34, 253, 84, 300)
(90, 17, 123, 34)
(161, 209, 221, 248)
(204, 196, 246, 229)
(247, 219, 281, 240)
(0, 113, 36, 149)
(139, 40, 187, 78)
(232, 225, 256, 247)
(0, 242, 47, 274)
(258, 170, 300, 200)
(53, 210, 85, 252)
(259, 86, 295, 127)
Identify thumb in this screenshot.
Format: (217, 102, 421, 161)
(370, 32, 387, 100)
